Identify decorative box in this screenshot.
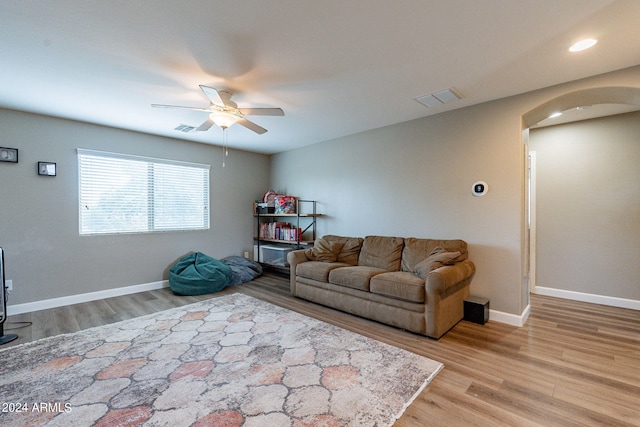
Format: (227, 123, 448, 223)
(274, 196, 296, 214)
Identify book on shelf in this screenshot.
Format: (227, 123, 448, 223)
(259, 222, 303, 242)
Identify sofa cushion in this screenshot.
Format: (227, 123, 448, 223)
(296, 261, 351, 282)
(414, 248, 462, 279)
(357, 236, 404, 271)
(322, 235, 364, 265)
(370, 272, 425, 303)
(401, 238, 468, 272)
(328, 266, 386, 291)
(304, 237, 344, 262)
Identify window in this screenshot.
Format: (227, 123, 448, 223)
(78, 149, 210, 235)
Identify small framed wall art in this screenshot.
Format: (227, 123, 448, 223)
(0, 147, 18, 163)
(38, 162, 57, 176)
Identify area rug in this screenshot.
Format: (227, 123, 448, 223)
(0, 294, 443, 427)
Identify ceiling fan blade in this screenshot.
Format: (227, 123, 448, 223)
(151, 104, 211, 112)
(195, 118, 215, 132)
(236, 117, 267, 134)
(238, 107, 284, 116)
(199, 85, 224, 106)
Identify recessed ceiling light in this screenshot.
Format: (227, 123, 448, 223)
(569, 38, 597, 52)
(548, 112, 563, 119)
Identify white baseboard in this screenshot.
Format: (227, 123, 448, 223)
(7, 280, 170, 316)
(489, 304, 530, 327)
(534, 286, 640, 310)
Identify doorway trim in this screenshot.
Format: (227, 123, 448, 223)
(527, 150, 536, 294)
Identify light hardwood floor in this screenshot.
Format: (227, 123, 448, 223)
(4, 272, 639, 426)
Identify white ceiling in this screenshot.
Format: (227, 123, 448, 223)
(1, 1, 639, 154)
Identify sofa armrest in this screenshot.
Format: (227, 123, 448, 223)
(425, 260, 475, 295)
(287, 249, 309, 294)
(423, 259, 475, 338)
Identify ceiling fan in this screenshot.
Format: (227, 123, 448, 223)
(152, 85, 284, 135)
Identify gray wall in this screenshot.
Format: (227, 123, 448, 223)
(270, 99, 525, 316)
(0, 109, 269, 305)
(529, 111, 640, 300)
(270, 66, 640, 317)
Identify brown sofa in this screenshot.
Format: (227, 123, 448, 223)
(287, 235, 476, 339)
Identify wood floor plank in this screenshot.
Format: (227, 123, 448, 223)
(70, 300, 104, 330)
(86, 298, 118, 319)
(29, 309, 57, 341)
(553, 380, 640, 418)
(487, 380, 637, 427)
(51, 305, 81, 335)
(409, 380, 547, 427)
(616, 353, 640, 368)
(3, 271, 639, 426)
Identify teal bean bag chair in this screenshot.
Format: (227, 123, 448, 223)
(169, 252, 233, 296)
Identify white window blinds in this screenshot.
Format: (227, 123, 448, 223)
(78, 149, 210, 235)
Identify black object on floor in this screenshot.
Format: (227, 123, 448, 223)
(464, 296, 489, 325)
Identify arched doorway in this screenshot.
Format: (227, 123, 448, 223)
(522, 87, 640, 308)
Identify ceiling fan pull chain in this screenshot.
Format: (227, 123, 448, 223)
(222, 128, 229, 167)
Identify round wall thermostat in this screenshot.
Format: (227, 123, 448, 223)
(472, 181, 488, 197)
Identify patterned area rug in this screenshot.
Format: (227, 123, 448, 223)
(0, 294, 443, 426)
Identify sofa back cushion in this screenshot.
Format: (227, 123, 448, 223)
(358, 235, 404, 271)
(401, 238, 468, 272)
(321, 235, 364, 265)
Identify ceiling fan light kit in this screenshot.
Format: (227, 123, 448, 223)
(210, 111, 238, 129)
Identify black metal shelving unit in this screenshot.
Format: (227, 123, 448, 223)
(254, 199, 322, 268)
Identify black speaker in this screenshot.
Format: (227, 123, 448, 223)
(464, 296, 489, 325)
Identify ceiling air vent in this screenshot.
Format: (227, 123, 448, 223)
(415, 88, 463, 108)
(174, 124, 196, 133)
